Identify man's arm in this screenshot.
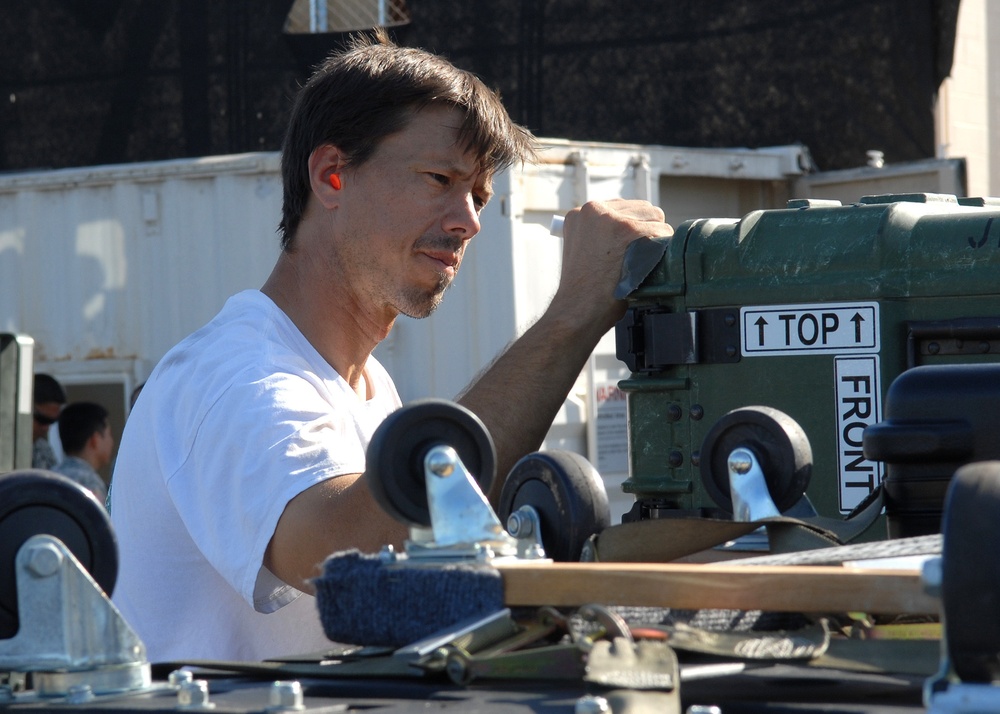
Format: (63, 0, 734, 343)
(458, 199, 673, 501)
(264, 472, 408, 593)
(266, 199, 669, 590)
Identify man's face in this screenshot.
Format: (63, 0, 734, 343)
(33, 401, 61, 441)
(331, 104, 492, 320)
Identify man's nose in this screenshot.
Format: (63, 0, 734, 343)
(444, 192, 481, 239)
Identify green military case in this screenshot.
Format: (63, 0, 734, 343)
(616, 193, 1000, 534)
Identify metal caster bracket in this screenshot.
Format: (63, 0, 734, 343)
(384, 445, 548, 566)
(0, 534, 152, 699)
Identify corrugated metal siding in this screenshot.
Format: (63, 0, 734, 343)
(1, 153, 282, 367)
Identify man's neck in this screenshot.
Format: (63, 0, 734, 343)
(67, 453, 100, 471)
(261, 252, 393, 397)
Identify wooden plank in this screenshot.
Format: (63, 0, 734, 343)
(497, 562, 938, 615)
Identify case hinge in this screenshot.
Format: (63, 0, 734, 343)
(616, 307, 742, 372)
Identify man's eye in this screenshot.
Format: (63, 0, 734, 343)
(429, 173, 449, 185)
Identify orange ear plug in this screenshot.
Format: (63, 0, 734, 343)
(329, 174, 342, 190)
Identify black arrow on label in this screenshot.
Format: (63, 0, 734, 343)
(851, 313, 865, 342)
(755, 316, 768, 346)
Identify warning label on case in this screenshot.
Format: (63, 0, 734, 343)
(741, 302, 880, 356)
(594, 382, 629, 476)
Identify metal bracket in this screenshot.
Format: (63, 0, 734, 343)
(0, 535, 152, 698)
(505, 505, 549, 559)
(713, 447, 782, 553)
(906, 316, 1000, 369)
(727, 447, 781, 522)
(385, 445, 548, 565)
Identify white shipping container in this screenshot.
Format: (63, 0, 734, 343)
(0, 140, 811, 521)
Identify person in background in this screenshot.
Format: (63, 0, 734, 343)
(53, 401, 113, 506)
(32, 373, 66, 469)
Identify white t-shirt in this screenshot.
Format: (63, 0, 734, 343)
(110, 290, 401, 663)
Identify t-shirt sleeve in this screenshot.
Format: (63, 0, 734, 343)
(163, 368, 374, 611)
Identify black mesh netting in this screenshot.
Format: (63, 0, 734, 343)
(0, 0, 959, 173)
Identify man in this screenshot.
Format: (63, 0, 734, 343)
(110, 30, 671, 663)
(52, 401, 112, 505)
(32, 373, 66, 469)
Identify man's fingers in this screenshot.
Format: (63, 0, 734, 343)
(564, 199, 671, 240)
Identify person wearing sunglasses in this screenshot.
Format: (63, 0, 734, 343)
(32, 373, 66, 470)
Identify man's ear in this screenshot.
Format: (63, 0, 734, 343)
(308, 145, 348, 208)
(85, 429, 102, 454)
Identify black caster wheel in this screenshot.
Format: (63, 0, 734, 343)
(0, 469, 118, 639)
(365, 399, 496, 527)
(941, 461, 1000, 683)
(498, 450, 610, 562)
(699, 406, 813, 515)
